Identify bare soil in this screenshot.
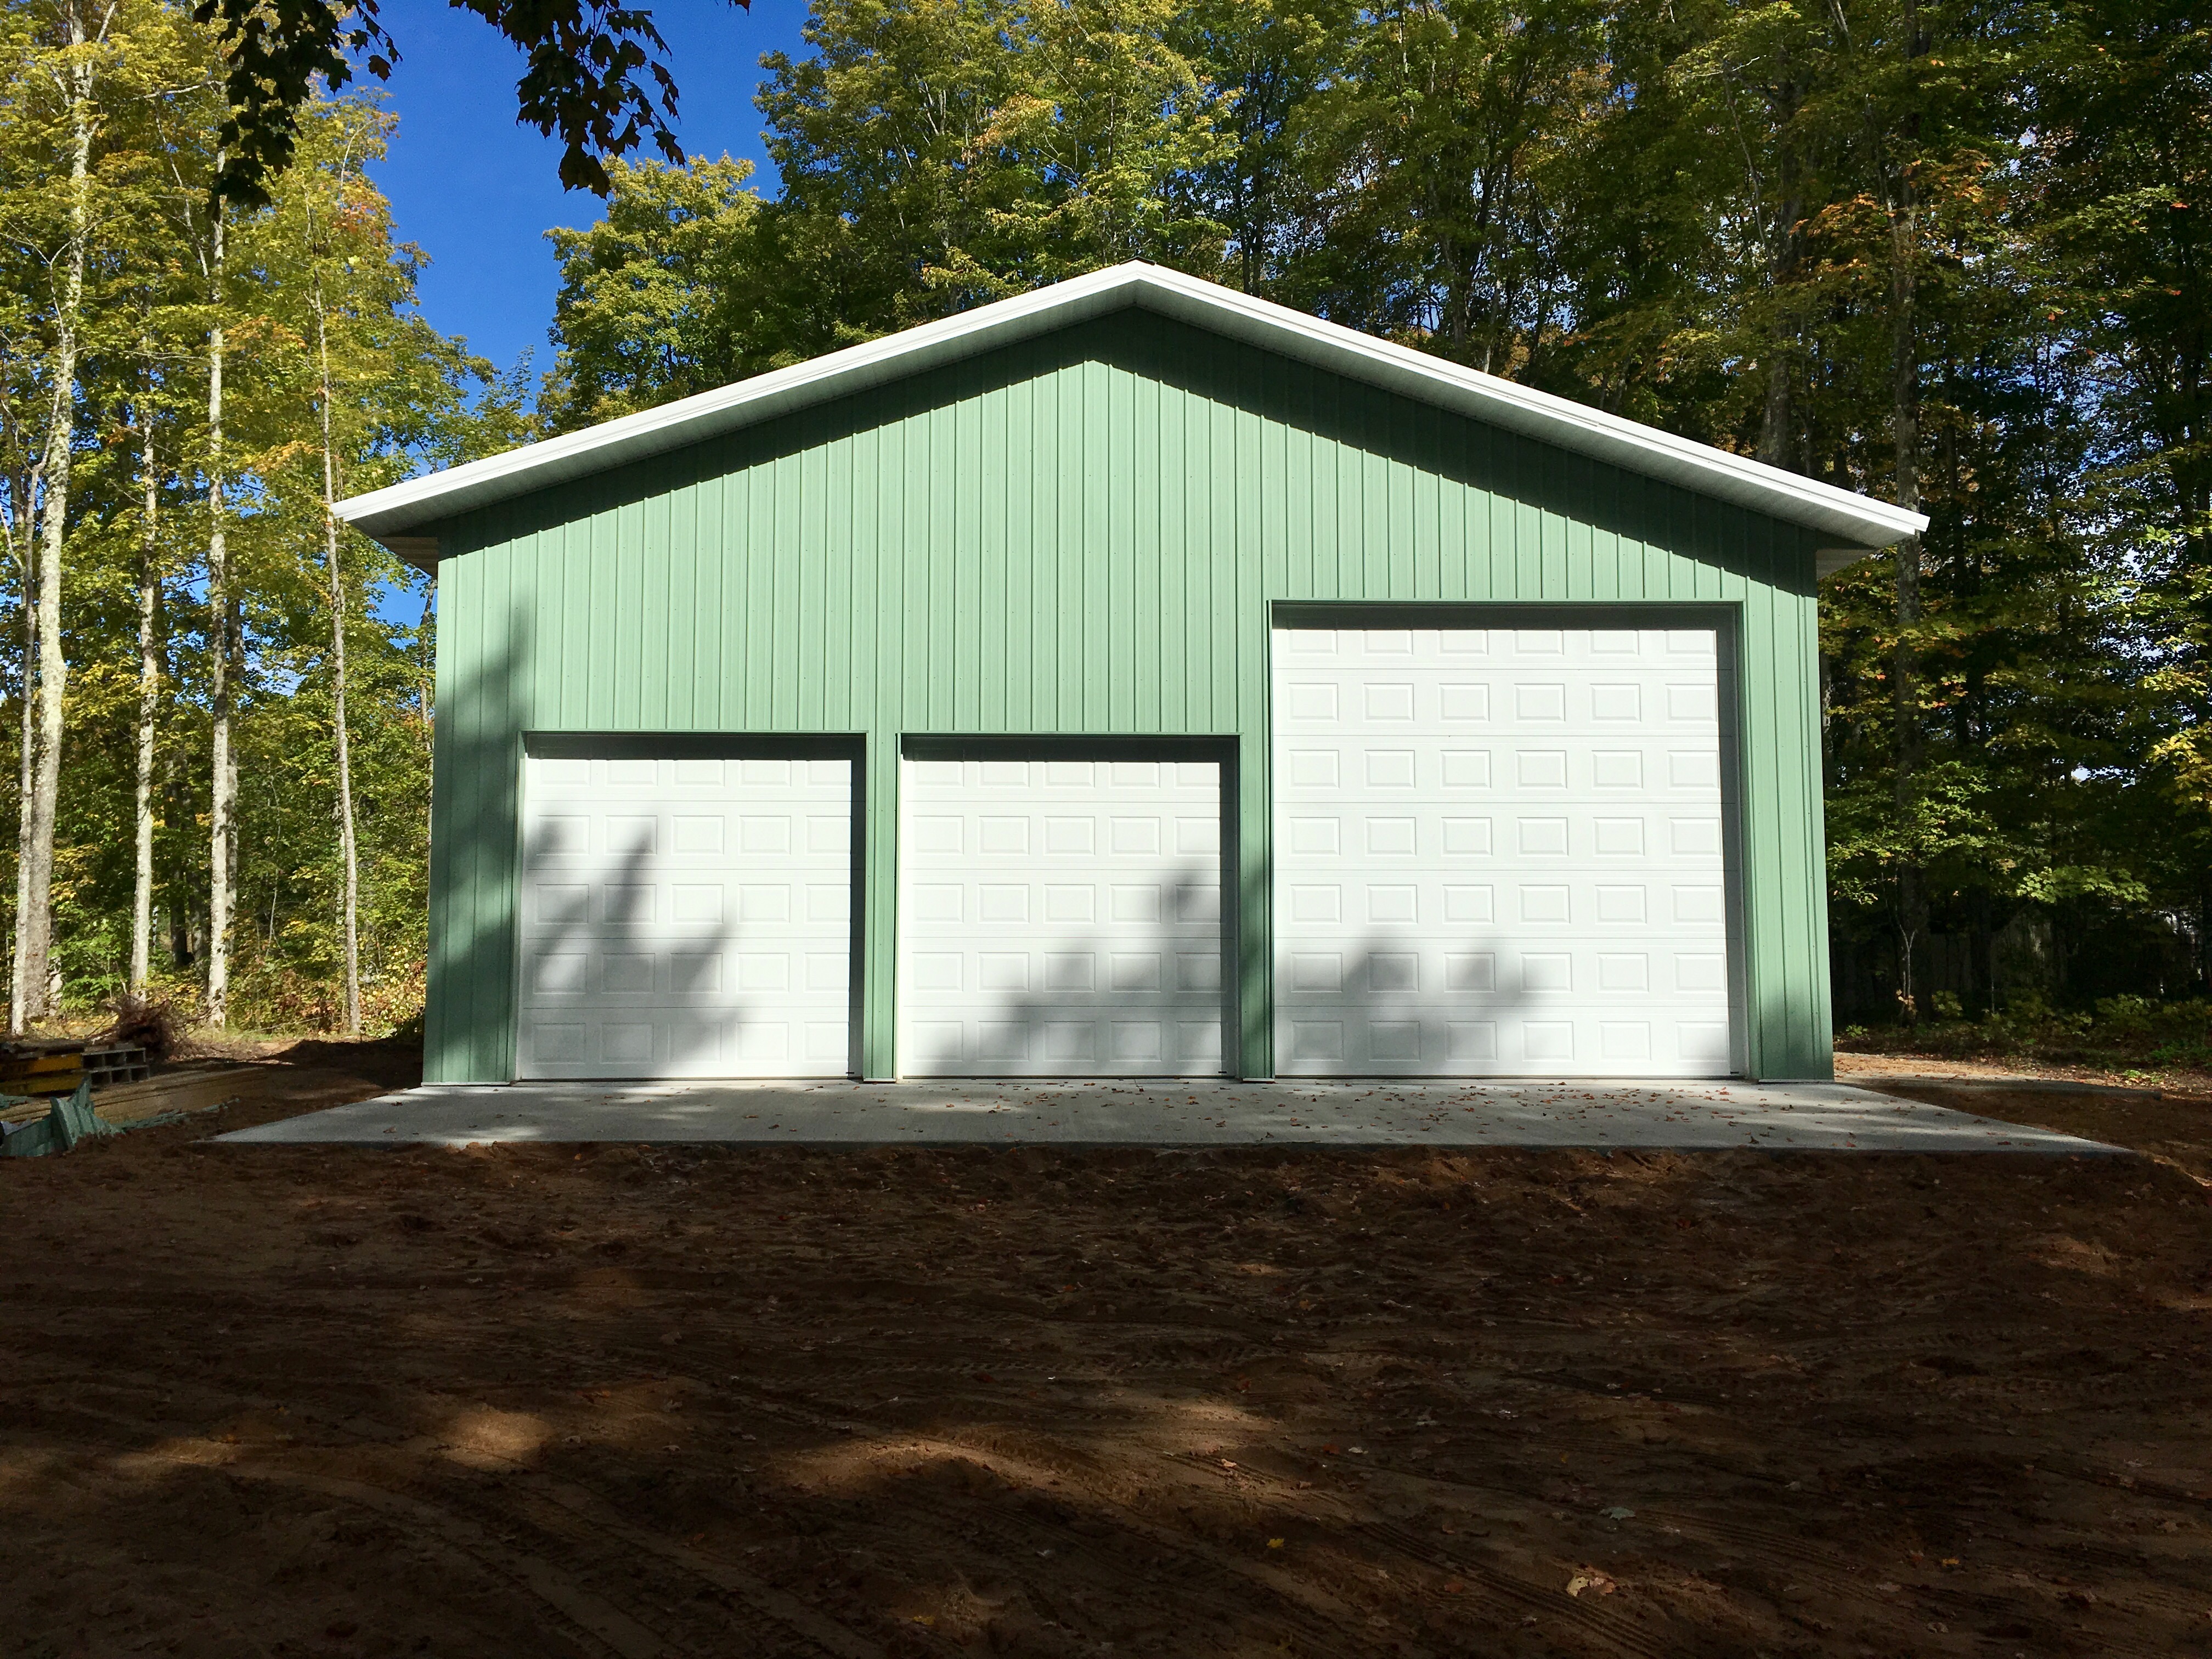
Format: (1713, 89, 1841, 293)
(5, 1044, 2211, 1658)
(1833, 1026, 2212, 1095)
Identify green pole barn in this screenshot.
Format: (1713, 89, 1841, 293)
(340, 263, 1923, 1088)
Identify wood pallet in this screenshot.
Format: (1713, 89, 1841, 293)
(0, 1042, 86, 1098)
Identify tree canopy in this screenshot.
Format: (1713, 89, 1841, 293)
(536, 0, 2212, 1019)
(194, 0, 755, 205)
(4, 0, 2208, 1036)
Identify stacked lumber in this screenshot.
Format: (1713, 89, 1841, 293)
(0, 1041, 87, 1097)
(92, 1064, 263, 1126)
(1, 1062, 263, 1128)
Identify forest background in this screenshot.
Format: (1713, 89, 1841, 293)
(2, 0, 2207, 1047)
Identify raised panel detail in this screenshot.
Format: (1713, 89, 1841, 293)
(517, 747, 853, 1079)
(1274, 626, 1734, 1075)
(899, 758, 1225, 1076)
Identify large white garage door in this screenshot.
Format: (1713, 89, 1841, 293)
(899, 758, 1225, 1075)
(1273, 625, 1737, 1076)
(518, 746, 854, 1078)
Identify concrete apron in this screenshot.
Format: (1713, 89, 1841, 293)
(217, 1077, 2123, 1154)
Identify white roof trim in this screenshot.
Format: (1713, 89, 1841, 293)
(340, 262, 1926, 557)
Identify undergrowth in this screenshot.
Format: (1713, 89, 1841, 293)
(1835, 994, 2212, 1083)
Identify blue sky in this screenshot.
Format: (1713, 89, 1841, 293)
(368, 0, 812, 375)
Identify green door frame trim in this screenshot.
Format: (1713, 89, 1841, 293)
(506, 601, 1770, 1086)
(1262, 600, 1752, 1081)
(516, 730, 871, 1079)
(889, 733, 1243, 1080)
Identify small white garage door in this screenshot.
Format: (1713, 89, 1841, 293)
(1273, 625, 1737, 1076)
(899, 758, 1225, 1075)
(517, 746, 854, 1078)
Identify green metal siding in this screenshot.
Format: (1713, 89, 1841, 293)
(424, 311, 1836, 1084)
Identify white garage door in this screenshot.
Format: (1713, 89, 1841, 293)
(517, 746, 854, 1078)
(899, 758, 1225, 1075)
(1273, 625, 1737, 1076)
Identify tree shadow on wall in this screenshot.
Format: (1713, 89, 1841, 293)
(430, 602, 768, 1081)
(516, 819, 750, 1079)
(1273, 929, 1541, 1076)
(906, 860, 1229, 1077)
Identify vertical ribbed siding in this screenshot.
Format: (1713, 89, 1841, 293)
(425, 311, 1836, 1084)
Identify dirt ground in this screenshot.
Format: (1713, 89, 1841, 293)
(5, 1047, 2212, 1658)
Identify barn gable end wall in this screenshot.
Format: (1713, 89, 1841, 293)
(424, 311, 1835, 1083)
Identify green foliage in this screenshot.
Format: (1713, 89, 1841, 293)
(1836, 994, 2212, 1080)
(191, 0, 746, 206)
(538, 0, 2212, 1022)
(10, 0, 2208, 1037)
(1, 0, 506, 1033)
(543, 155, 780, 432)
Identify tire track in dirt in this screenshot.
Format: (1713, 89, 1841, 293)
(17, 1391, 887, 1659)
(702, 1382, 1401, 1659)
(392, 1370, 1384, 1659)
(443, 1466, 891, 1659)
(139, 1444, 673, 1658)
(1358, 1517, 1677, 1659)
(1161, 1449, 1680, 1659)
(1628, 1506, 2182, 1659)
(703, 1363, 1798, 1659)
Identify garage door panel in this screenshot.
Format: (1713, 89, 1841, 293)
(1274, 626, 1738, 1077)
(1279, 1009, 1733, 1073)
(518, 748, 853, 1079)
(899, 758, 1226, 1076)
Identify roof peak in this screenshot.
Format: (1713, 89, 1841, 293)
(340, 260, 1922, 569)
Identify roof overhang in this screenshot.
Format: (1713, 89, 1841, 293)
(340, 262, 1926, 566)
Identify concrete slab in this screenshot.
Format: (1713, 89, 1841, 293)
(217, 1077, 2124, 1153)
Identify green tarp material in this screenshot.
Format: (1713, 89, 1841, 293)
(0, 1082, 117, 1158)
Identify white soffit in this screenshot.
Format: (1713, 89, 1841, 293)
(337, 262, 1927, 564)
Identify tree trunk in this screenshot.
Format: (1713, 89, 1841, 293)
(1882, 0, 1927, 1026)
(9, 459, 40, 1034)
(205, 193, 234, 1028)
(312, 262, 362, 1036)
(130, 372, 159, 993)
(18, 2, 97, 1026)
(1757, 80, 1807, 471)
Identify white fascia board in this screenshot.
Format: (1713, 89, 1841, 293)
(336, 266, 1148, 542)
(339, 262, 1927, 561)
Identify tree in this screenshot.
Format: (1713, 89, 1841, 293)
(543, 155, 776, 432)
(757, 0, 1226, 332)
(1278, 0, 1609, 371)
(2030, 0, 2212, 985)
(0, 0, 192, 1028)
(8, 0, 99, 1029)
(191, 0, 754, 207)
(0, 0, 509, 1031)
(219, 92, 516, 1030)
(1172, 0, 1351, 295)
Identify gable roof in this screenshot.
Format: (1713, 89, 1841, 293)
(340, 261, 1925, 574)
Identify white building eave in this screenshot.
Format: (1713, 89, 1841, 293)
(340, 262, 1926, 568)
